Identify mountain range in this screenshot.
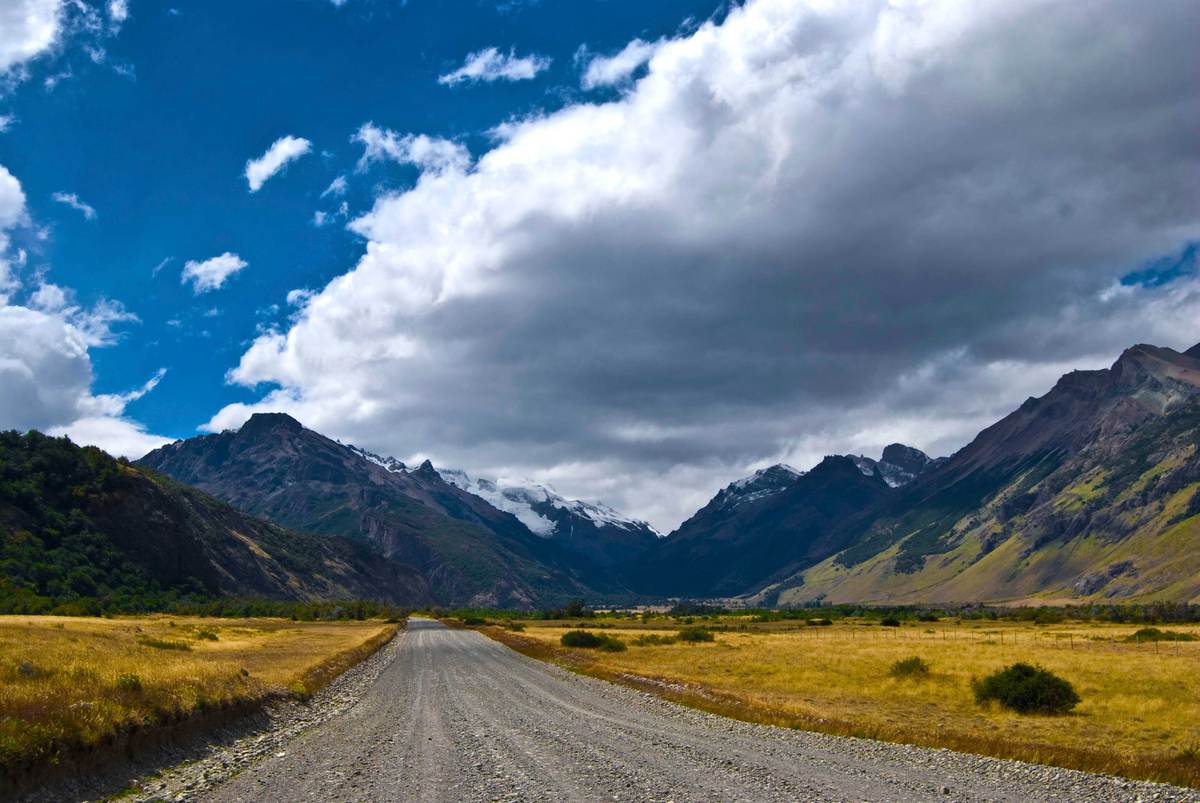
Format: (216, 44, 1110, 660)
(4, 340, 1200, 609)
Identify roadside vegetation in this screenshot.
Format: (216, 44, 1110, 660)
(466, 610, 1200, 788)
(0, 614, 400, 778)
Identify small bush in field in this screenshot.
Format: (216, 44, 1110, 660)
(597, 636, 627, 652)
(806, 618, 833, 627)
(676, 627, 714, 642)
(115, 673, 142, 692)
(561, 630, 604, 648)
(972, 663, 1080, 714)
(503, 622, 526, 632)
(138, 637, 191, 651)
(889, 656, 930, 678)
(462, 617, 487, 626)
(1126, 627, 1197, 643)
(880, 617, 901, 627)
(195, 629, 219, 641)
(632, 634, 676, 646)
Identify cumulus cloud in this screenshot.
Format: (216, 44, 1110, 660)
(0, 162, 168, 457)
(579, 38, 661, 89)
(51, 190, 96, 220)
(244, 135, 312, 192)
(181, 252, 247, 294)
(108, 0, 128, 27)
(210, 0, 1200, 530)
(0, 0, 62, 76)
(353, 123, 471, 174)
(321, 175, 347, 198)
(438, 47, 551, 86)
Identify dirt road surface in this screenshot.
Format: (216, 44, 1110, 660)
(200, 618, 1197, 802)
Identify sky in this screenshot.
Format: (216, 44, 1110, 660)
(0, 0, 1198, 532)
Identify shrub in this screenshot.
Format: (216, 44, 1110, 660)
(561, 630, 625, 651)
(503, 622, 525, 632)
(195, 629, 219, 641)
(889, 656, 930, 678)
(137, 637, 191, 651)
(1126, 627, 1197, 643)
(461, 617, 487, 626)
(917, 612, 940, 622)
(632, 634, 676, 646)
(880, 617, 901, 627)
(676, 627, 715, 642)
(114, 673, 142, 692)
(561, 630, 605, 648)
(806, 618, 833, 627)
(597, 636, 627, 652)
(972, 663, 1080, 714)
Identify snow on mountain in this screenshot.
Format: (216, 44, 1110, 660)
(713, 464, 805, 512)
(347, 445, 407, 473)
(437, 468, 660, 538)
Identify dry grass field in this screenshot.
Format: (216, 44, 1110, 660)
(482, 617, 1200, 787)
(0, 615, 398, 775)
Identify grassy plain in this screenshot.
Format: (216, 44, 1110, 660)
(481, 616, 1200, 787)
(0, 615, 398, 775)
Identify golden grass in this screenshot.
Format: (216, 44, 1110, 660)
(0, 615, 398, 774)
(483, 618, 1200, 788)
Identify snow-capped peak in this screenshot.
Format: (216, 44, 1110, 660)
(716, 463, 805, 511)
(347, 444, 407, 473)
(437, 468, 660, 538)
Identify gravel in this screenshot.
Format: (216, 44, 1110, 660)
(160, 618, 1200, 802)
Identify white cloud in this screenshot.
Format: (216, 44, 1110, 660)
(0, 162, 167, 457)
(181, 252, 247, 294)
(244, 135, 312, 192)
(322, 174, 347, 197)
(0, 114, 14, 132)
(51, 190, 96, 220)
(211, 0, 1200, 530)
(438, 47, 551, 86)
(353, 123, 471, 174)
(0, 0, 62, 76)
(579, 38, 661, 89)
(108, 0, 128, 27)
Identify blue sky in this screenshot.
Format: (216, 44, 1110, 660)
(2, 0, 723, 440)
(1, 0, 1197, 529)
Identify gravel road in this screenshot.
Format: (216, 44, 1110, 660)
(194, 618, 1196, 802)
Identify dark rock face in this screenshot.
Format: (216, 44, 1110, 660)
(139, 415, 602, 608)
(627, 456, 893, 597)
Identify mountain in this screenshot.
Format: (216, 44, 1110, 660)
(138, 413, 608, 607)
(436, 469, 661, 568)
(0, 430, 431, 611)
(760, 343, 1200, 605)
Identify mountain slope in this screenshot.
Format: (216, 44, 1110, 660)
(762, 343, 1200, 605)
(0, 430, 431, 611)
(138, 414, 605, 607)
(628, 456, 897, 597)
(437, 469, 661, 569)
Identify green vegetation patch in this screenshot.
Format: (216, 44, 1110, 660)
(972, 663, 1080, 715)
(675, 626, 715, 642)
(561, 630, 626, 651)
(1125, 627, 1198, 643)
(889, 656, 931, 678)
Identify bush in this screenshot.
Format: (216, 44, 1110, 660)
(631, 634, 676, 646)
(1126, 627, 1197, 642)
(917, 612, 940, 622)
(806, 618, 833, 627)
(597, 636, 627, 652)
(461, 617, 487, 626)
(503, 622, 525, 632)
(561, 630, 605, 648)
(114, 673, 142, 692)
(195, 628, 219, 641)
(880, 617, 901, 627)
(889, 656, 930, 678)
(676, 627, 715, 642)
(972, 663, 1080, 714)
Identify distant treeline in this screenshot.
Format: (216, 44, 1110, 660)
(0, 592, 409, 621)
(442, 600, 1200, 625)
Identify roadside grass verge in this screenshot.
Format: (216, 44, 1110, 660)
(0, 615, 400, 778)
(479, 619, 1200, 789)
